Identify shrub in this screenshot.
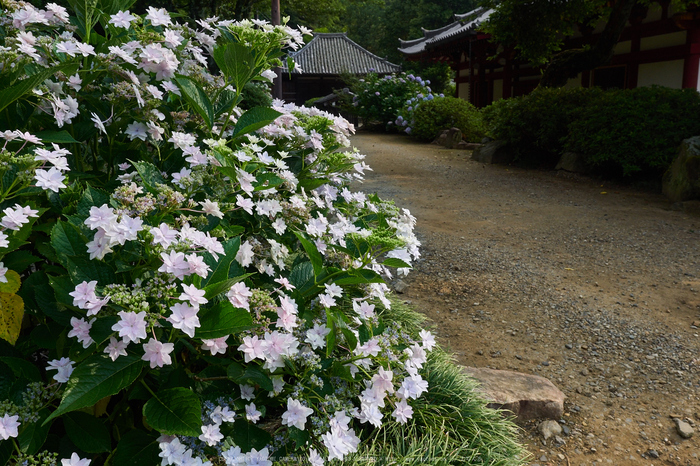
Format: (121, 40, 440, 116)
(482, 87, 603, 166)
(241, 82, 274, 110)
(408, 96, 486, 142)
(343, 72, 437, 129)
(482, 85, 700, 179)
(0, 2, 525, 465)
(564, 86, 700, 177)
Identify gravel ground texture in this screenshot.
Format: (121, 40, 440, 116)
(349, 132, 700, 466)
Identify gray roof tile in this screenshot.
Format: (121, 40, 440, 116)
(286, 33, 400, 75)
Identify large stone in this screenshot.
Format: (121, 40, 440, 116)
(433, 128, 464, 149)
(471, 140, 514, 164)
(556, 152, 590, 174)
(462, 366, 565, 421)
(662, 136, 700, 202)
(674, 419, 694, 439)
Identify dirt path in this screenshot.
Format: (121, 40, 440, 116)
(350, 132, 700, 466)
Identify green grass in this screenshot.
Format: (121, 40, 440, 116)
(341, 300, 528, 465)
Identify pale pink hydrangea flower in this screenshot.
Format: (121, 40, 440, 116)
(46, 357, 74, 383)
(0, 414, 20, 440)
(281, 398, 313, 430)
(112, 311, 148, 344)
(142, 338, 174, 368)
(201, 336, 228, 355)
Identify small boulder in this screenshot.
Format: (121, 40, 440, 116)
(538, 420, 562, 440)
(393, 279, 409, 294)
(444, 127, 463, 149)
(462, 366, 565, 421)
(456, 141, 481, 151)
(433, 130, 448, 146)
(555, 152, 589, 174)
(675, 419, 694, 439)
(471, 140, 513, 164)
(663, 136, 700, 202)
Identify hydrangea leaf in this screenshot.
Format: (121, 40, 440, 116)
(173, 75, 214, 129)
(44, 355, 144, 425)
(293, 232, 323, 278)
(64, 411, 111, 453)
(195, 301, 253, 340)
(143, 387, 202, 436)
(0, 270, 21, 294)
(201, 237, 241, 288)
(113, 430, 161, 466)
(0, 292, 24, 346)
(17, 409, 52, 455)
(230, 106, 282, 140)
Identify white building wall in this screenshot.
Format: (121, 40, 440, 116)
(493, 79, 503, 101)
(640, 31, 687, 51)
(637, 60, 684, 89)
(458, 82, 470, 100)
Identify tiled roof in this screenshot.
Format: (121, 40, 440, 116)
(398, 7, 493, 56)
(286, 33, 400, 75)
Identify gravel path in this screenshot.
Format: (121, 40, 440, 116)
(350, 132, 700, 466)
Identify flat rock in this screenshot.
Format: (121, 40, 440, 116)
(471, 140, 513, 164)
(463, 366, 565, 421)
(538, 420, 562, 440)
(675, 419, 694, 439)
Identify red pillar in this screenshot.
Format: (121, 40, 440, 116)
(682, 28, 700, 90)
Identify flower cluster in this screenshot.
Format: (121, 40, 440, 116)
(0, 2, 431, 465)
(346, 72, 439, 132)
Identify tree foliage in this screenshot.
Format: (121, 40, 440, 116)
(480, 0, 693, 87)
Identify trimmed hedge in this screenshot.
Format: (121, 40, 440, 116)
(483, 86, 700, 179)
(410, 96, 486, 142)
(565, 86, 700, 177)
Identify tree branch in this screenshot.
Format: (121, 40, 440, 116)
(539, 0, 637, 88)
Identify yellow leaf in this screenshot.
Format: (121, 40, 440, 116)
(0, 292, 24, 345)
(0, 270, 21, 294)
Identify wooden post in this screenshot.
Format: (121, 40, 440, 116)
(271, 0, 283, 100)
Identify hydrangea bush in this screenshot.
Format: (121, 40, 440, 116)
(0, 1, 436, 465)
(345, 72, 441, 132)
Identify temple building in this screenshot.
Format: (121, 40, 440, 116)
(398, 3, 700, 107)
(282, 33, 400, 106)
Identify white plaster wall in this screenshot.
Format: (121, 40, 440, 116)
(564, 73, 583, 89)
(640, 31, 687, 51)
(637, 60, 684, 88)
(493, 79, 503, 101)
(615, 40, 632, 55)
(458, 82, 470, 100)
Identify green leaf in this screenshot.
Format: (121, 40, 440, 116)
(203, 274, 254, 300)
(35, 130, 80, 144)
(230, 107, 282, 140)
(0, 357, 40, 382)
(143, 387, 202, 436)
(49, 274, 77, 310)
(333, 268, 384, 286)
(229, 364, 273, 392)
(228, 418, 272, 452)
(0, 437, 13, 466)
(253, 173, 285, 192)
(195, 301, 253, 340)
(17, 409, 52, 455)
(382, 257, 412, 269)
(77, 185, 110, 218)
(63, 256, 116, 286)
(131, 161, 165, 194)
(289, 261, 314, 294)
(0, 63, 72, 113)
(0, 250, 41, 274)
(64, 411, 111, 453)
(45, 355, 144, 424)
(113, 430, 160, 466)
(202, 237, 240, 287)
(287, 426, 309, 449)
(213, 42, 255, 90)
(214, 88, 241, 117)
(293, 232, 323, 278)
(50, 221, 87, 258)
(174, 76, 214, 128)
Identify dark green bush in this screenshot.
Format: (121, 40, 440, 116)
(240, 81, 273, 109)
(410, 96, 486, 142)
(564, 86, 700, 177)
(482, 86, 603, 165)
(483, 85, 700, 180)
